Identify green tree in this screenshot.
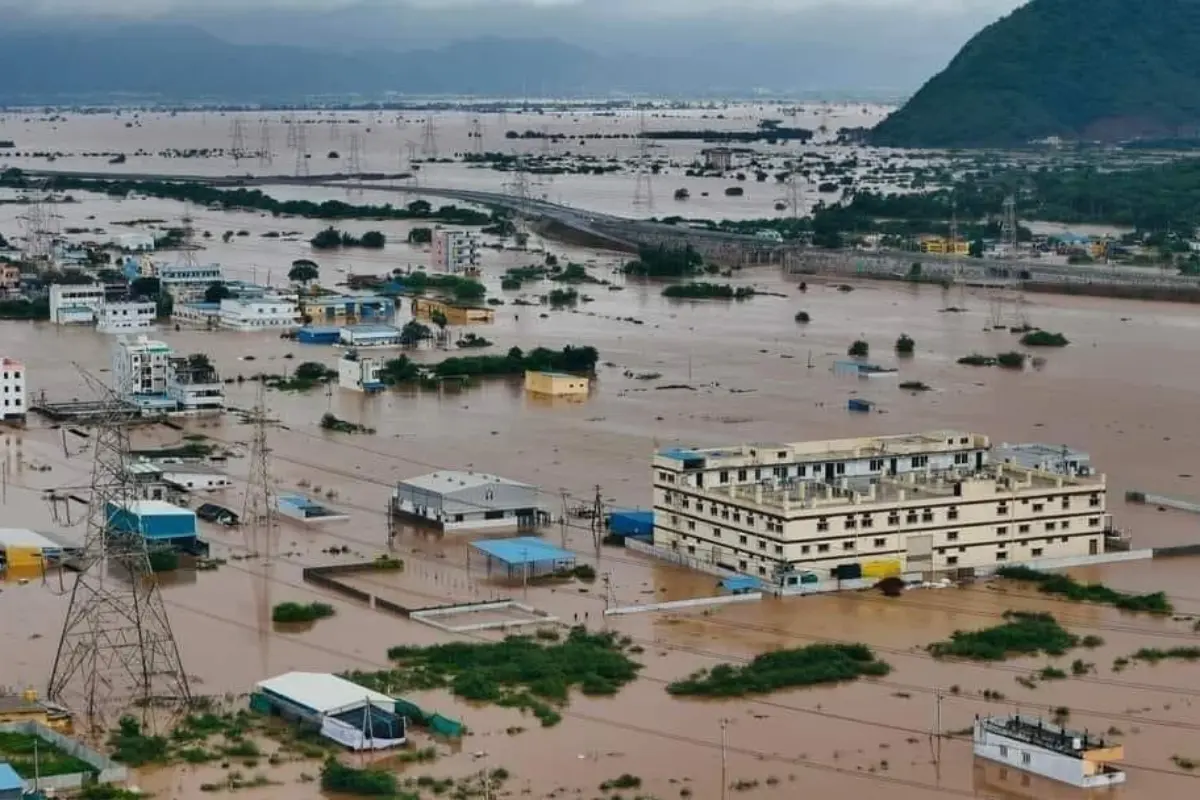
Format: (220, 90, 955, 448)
(453, 280, 486, 304)
(969, 238, 985, 258)
(399, 320, 432, 346)
(848, 340, 869, 358)
(289, 261, 319, 285)
(310, 227, 342, 250)
(360, 231, 386, 249)
(407, 227, 433, 244)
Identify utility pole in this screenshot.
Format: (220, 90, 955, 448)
(720, 717, 731, 800)
(589, 485, 604, 561)
(559, 489, 569, 549)
(470, 117, 485, 156)
(48, 368, 191, 733)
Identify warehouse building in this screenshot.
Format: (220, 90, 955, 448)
(392, 471, 547, 532)
(652, 431, 1110, 583)
(0, 529, 73, 573)
(339, 324, 401, 348)
(106, 500, 202, 551)
(252, 672, 404, 751)
(524, 370, 589, 398)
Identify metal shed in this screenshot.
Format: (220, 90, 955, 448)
(392, 471, 546, 532)
(253, 672, 405, 751)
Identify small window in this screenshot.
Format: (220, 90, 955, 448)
(1089, 517, 1100, 527)
(739, 535, 747, 545)
(947, 507, 959, 520)
(801, 545, 810, 554)
(873, 538, 886, 548)
(997, 526, 1008, 536)
(997, 504, 1008, 515)
(1061, 520, 1070, 530)
(947, 532, 959, 542)
(996, 551, 1008, 562)
(1032, 548, 1043, 557)
(687, 521, 695, 531)
(947, 556, 958, 566)
(887, 514, 900, 526)
(1061, 498, 1071, 510)
(1045, 521, 1057, 531)
(1021, 752, 1031, 766)
(719, 471, 729, 484)
(817, 543, 830, 553)
(844, 517, 858, 530)
(774, 545, 783, 555)
(999, 745, 1008, 758)
(1018, 524, 1030, 533)
(739, 560, 747, 571)
(1032, 503, 1044, 512)
(737, 469, 747, 482)
(843, 541, 855, 551)
(817, 518, 829, 532)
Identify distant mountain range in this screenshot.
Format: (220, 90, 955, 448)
(0, 7, 1003, 103)
(870, 0, 1200, 147)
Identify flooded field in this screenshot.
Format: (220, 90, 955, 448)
(4, 151, 1200, 799)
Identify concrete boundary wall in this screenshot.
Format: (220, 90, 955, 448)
(604, 592, 762, 616)
(974, 549, 1153, 577)
(0, 721, 128, 790)
(410, 600, 557, 633)
(623, 538, 734, 580)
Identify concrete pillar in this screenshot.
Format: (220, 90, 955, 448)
(755, 484, 763, 504)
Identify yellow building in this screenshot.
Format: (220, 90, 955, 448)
(920, 237, 970, 255)
(524, 371, 590, 397)
(411, 297, 494, 325)
(0, 689, 73, 732)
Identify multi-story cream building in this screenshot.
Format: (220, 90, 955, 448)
(0, 357, 26, 422)
(652, 431, 1109, 583)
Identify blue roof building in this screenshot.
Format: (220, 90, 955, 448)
(0, 762, 23, 800)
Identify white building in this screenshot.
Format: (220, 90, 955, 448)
(48, 283, 105, 325)
(158, 263, 223, 301)
(160, 465, 232, 491)
(431, 230, 480, 274)
(338, 324, 401, 348)
(219, 297, 301, 331)
(96, 300, 156, 333)
(166, 356, 225, 413)
(112, 233, 156, 252)
(112, 335, 173, 397)
(392, 471, 547, 532)
(652, 431, 1110, 583)
(0, 358, 26, 421)
(338, 351, 384, 393)
(973, 715, 1125, 789)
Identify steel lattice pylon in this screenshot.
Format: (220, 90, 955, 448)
(47, 372, 190, 733)
(242, 385, 278, 674)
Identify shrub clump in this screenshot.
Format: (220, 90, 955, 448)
(662, 282, 755, 300)
(794, 310, 811, 323)
(927, 611, 1079, 661)
(995, 565, 1173, 614)
(848, 340, 869, 358)
(665, 643, 890, 697)
(1020, 330, 1070, 347)
(272, 602, 336, 623)
(320, 758, 396, 796)
(895, 334, 915, 354)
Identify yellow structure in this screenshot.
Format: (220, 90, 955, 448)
(1089, 239, 1110, 260)
(524, 370, 590, 397)
(0, 689, 73, 732)
(411, 297, 494, 325)
(920, 236, 970, 255)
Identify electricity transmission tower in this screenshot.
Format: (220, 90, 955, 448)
(505, 155, 533, 248)
(329, 117, 341, 142)
(345, 132, 365, 197)
(632, 109, 654, 212)
(294, 123, 310, 178)
(243, 386, 277, 673)
(229, 117, 247, 162)
(47, 371, 190, 733)
(469, 117, 485, 156)
(285, 114, 298, 149)
(19, 179, 58, 267)
(778, 168, 805, 220)
(421, 117, 439, 158)
(258, 119, 273, 167)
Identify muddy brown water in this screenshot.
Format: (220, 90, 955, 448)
(6, 220, 1200, 797)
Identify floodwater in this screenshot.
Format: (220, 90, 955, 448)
(5, 138, 1200, 799)
(0, 102, 902, 221)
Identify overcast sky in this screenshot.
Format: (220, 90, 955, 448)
(1, 0, 1026, 16)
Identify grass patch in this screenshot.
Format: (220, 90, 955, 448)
(1173, 755, 1197, 771)
(1038, 666, 1067, 681)
(927, 611, 1079, 661)
(665, 643, 890, 697)
(272, 601, 336, 623)
(662, 282, 755, 300)
(108, 716, 169, 767)
(349, 627, 640, 728)
(995, 565, 1173, 614)
(0, 731, 96, 778)
(320, 759, 396, 796)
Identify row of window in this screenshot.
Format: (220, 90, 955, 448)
(1, 372, 21, 380)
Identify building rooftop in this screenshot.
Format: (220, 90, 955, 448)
(112, 500, 195, 517)
(980, 715, 1118, 760)
(255, 672, 394, 716)
(707, 462, 1103, 513)
(0, 358, 25, 369)
(0, 762, 22, 792)
(471, 536, 576, 567)
(400, 471, 534, 494)
(0, 528, 63, 551)
(657, 431, 988, 467)
(341, 324, 399, 335)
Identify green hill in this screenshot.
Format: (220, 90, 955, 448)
(870, 0, 1200, 148)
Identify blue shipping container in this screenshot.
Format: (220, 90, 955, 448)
(607, 510, 655, 537)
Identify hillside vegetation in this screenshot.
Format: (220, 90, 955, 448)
(871, 0, 1200, 147)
